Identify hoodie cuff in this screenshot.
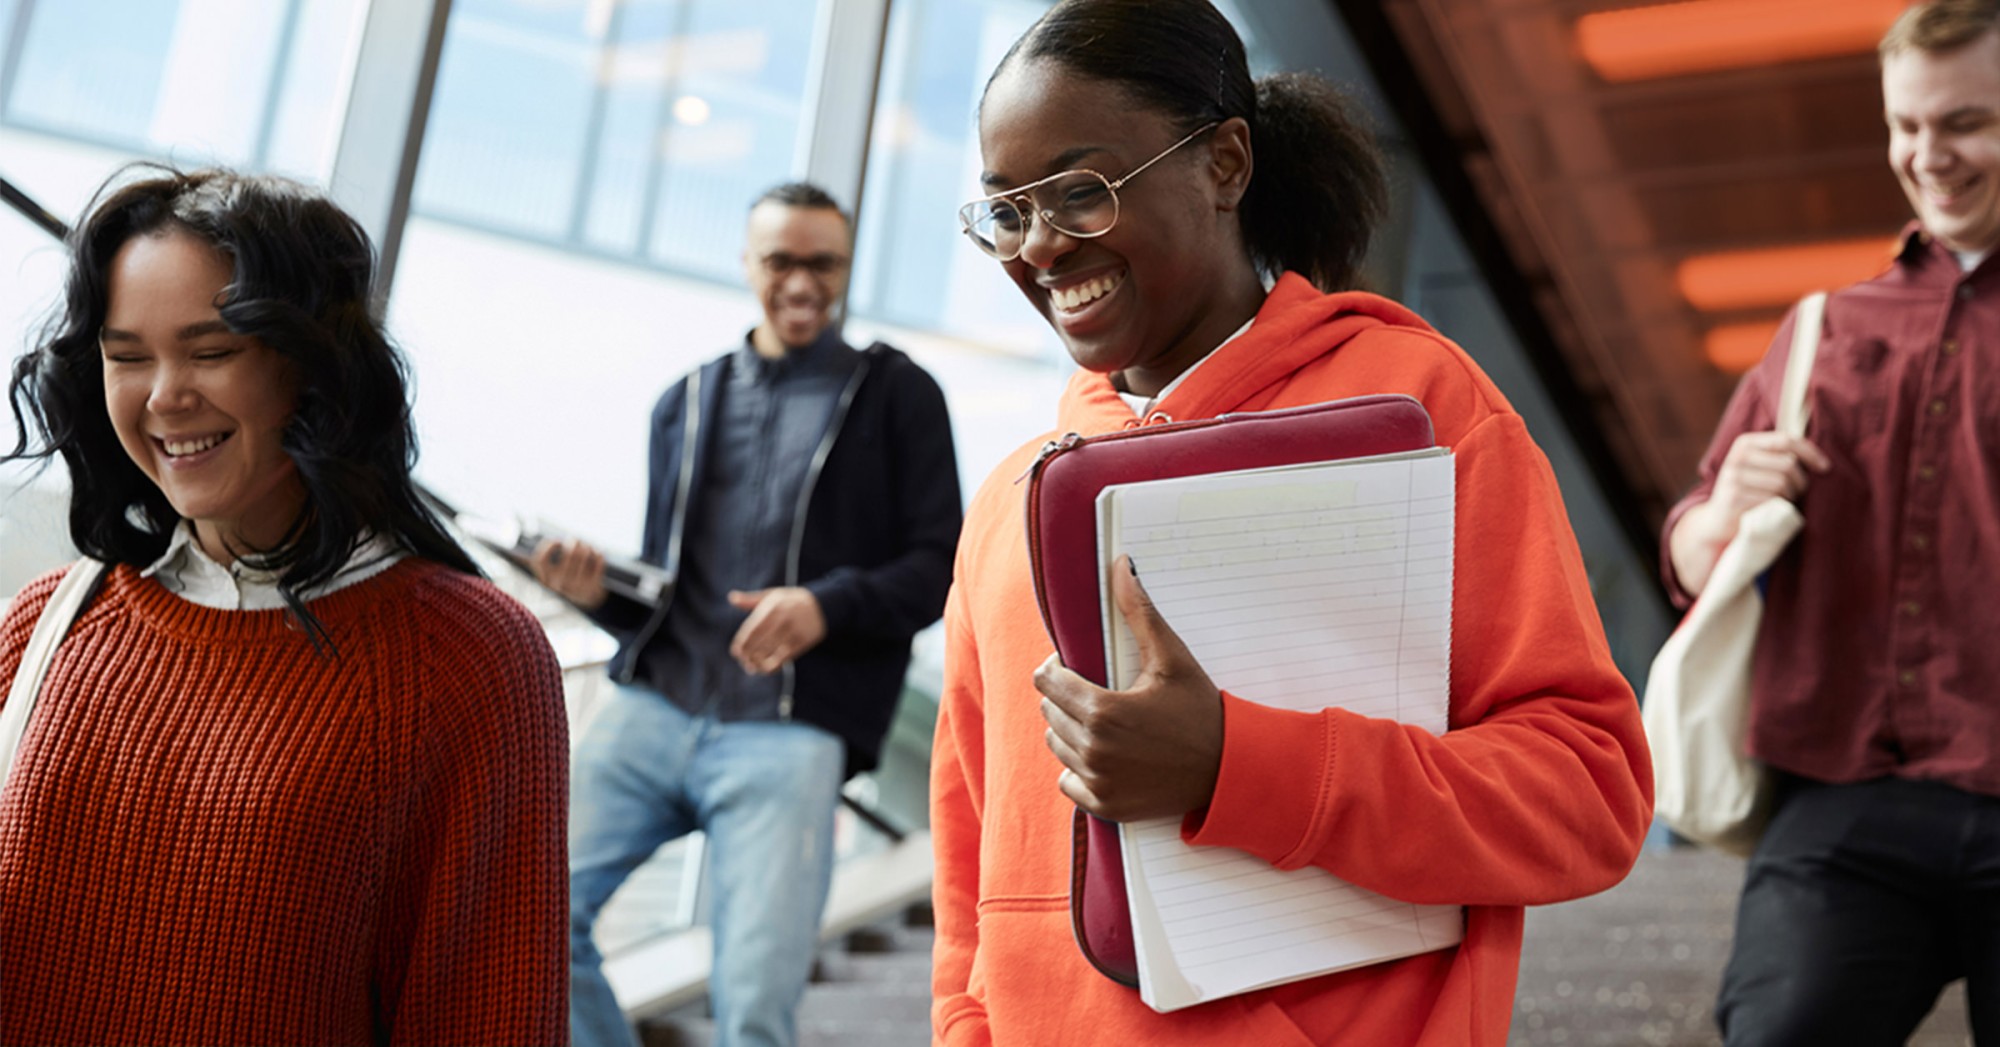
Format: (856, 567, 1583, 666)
(1181, 690, 1334, 869)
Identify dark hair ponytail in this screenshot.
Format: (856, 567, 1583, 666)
(990, 0, 1387, 291)
(1244, 72, 1386, 292)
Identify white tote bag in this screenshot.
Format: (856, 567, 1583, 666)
(1643, 292, 1826, 857)
(0, 558, 108, 795)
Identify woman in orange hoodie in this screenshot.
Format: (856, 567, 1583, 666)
(930, 1, 1654, 1043)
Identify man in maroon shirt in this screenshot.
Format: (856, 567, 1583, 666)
(1665, 1, 2000, 1040)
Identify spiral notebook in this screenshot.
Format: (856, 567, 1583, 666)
(1095, 448, 1464, 1012)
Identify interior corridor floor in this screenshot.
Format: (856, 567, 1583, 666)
(639, 843, 1975, 1046)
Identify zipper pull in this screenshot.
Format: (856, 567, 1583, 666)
(1014, 432, 1081, 484)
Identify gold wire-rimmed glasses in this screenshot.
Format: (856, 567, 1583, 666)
(957, 122, 1219, 261)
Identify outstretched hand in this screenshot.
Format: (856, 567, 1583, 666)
(728, 587, 827, 675)
(1036, 555, 1224, 823)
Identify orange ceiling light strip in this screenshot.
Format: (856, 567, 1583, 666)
(1577, 0, 1908, 82)
(1676, 236, 1895, 312)
(1705, 320, 1785, 374)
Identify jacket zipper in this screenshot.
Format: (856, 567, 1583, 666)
(777, 351, 873, 719)
(618, 367, 703, 685)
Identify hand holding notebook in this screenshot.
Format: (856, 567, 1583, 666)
(1024, 394, 1465, 1012)
(1096, 449, 1463, 1011)
(1038, 557, 1226, 825)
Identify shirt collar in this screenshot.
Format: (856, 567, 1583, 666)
(1896, 220, 1929, 262)
(1896, 221, 1994, 274)
(142, 521, 406, 611)
(734, 326, 843, 383)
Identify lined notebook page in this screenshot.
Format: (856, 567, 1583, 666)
(1097, 449, 1463, 1012)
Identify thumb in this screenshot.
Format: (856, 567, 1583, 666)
(1110, 556, 1193, 676)
(727, 589, 767, 610)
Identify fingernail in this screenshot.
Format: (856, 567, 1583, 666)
(1128, 556, 1140, 578)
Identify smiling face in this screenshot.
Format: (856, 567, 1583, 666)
(743, 201, 852, 356)
(1885, 28, 2000, 254)
(100, 228, 305, 564)
(977, 59, 1263, 397)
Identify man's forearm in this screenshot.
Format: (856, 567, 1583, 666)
(1666, 499, 1731, 599)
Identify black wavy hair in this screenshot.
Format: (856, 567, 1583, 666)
(987, 0, 1387, 292)
(4, 164, 479, 649)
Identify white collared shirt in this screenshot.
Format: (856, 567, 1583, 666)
(142, 522, 407, 611)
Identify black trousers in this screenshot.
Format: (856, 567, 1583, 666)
(1717, 775, 2000, 1045)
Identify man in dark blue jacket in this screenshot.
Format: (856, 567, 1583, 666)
(533, 182, 962, 1047)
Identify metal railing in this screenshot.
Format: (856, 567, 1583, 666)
(1, 173, 67, 239)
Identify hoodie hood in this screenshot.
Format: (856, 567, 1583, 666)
(1055, 272, 1443, 435)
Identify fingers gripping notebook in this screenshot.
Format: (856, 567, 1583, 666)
(1024, 395, 1464, 1011)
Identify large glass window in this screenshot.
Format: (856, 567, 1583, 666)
(0, 0, 357, 173)
(849, 0, 1050, 355)
(390, 0, 827, 552)
(413, 0, 821, 283)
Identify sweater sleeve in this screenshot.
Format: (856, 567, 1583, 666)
(1183, 413, 1652, 906)
(375, 584, 570, 1045)
(804, 361, 963, 642)
(929, 579, 994, 1046)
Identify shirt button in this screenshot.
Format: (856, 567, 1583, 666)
(1918, 464, 1938, 481)
(1959, 284, 1976, 301)
(1901, 601, 1922, 616)
(1929, 399, 1949, 416)
(1900, 669, 1919, 686)
(1910, 534, 1930, 551)
(1943, 339, 1962, 355)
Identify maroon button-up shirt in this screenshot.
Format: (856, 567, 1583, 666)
(1663, 224, 2000, 797)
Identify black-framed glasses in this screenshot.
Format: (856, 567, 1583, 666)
(757, 251, 850, 278)
(957, 122, 1218, 262)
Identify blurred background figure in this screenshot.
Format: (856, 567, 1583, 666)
(0, 165, 567, 1045)
(537, 182, 960, 1047)
(1666, 1, 2000, 1040)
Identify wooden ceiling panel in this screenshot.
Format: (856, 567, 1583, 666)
(1632, 166, 1907, 248)
(1595, 74, 1886, 172)
(1341, 0, 1915, 540)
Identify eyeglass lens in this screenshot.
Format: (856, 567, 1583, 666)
(961, 172, 1118, 260)
(761, 252, 849, 276)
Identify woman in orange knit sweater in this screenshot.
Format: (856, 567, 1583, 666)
(931, 2, 1653, 1043)
(0, 168, 567, 1044)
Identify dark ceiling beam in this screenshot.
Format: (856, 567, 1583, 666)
(1327, 0, 1670, 602)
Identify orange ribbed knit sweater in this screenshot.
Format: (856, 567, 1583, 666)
(0, 558, 568, 1046)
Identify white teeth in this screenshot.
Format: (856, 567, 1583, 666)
(163, 434, 225, 457)
(1052, 272, 1123, 312)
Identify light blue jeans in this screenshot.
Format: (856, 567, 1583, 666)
(569, 682, 844, 1047)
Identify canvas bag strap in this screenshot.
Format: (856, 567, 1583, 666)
(0, 558, 109, 793)
(1775, 291, 1828, 439)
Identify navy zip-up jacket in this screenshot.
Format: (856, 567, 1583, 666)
(589, 337, 962, 777)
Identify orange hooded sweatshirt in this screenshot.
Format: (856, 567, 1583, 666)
(930, 274, 1653, 1045)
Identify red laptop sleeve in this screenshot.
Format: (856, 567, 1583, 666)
(1023, 394, 1438, 987)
